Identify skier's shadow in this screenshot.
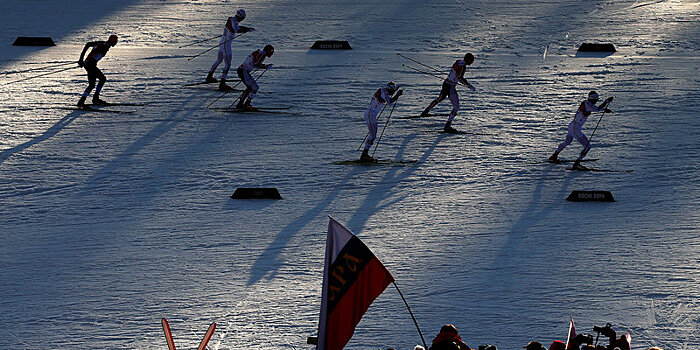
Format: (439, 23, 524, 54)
(247, 133, 444, 285)
(345, 134, 446, 234)
(489, 166, 584, 272)
(0, 112, 80, 165)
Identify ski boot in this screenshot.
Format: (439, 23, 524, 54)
(571, 160, 588, 171)
(92, 95, 108, 105)
(218, 79, 233, 91)
(240, 99, 256, 111)
(419, 107, 431, 118)
(360, 149, 375, 163)
(548, 151, 560, 162)
(443, 121, 458, 134)
(77, 96, 87, 107)
(205, 72, 218, 84)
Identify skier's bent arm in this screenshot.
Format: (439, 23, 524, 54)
(78, 42, 96, 66)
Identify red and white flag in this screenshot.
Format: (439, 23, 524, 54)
(317, 217, 395, 350)
(565, 316, 577, 350)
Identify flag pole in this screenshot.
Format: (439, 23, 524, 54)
(392, 281, 427, 349)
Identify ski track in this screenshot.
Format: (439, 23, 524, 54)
(1, 0, 699, 350)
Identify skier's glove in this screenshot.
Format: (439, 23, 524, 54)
(606, 96, 614, 102)
(78, 60, 84, 68)
(467, 83, 476, 91)
(396, 89, 404, 96)
(604, 108, 613, 113)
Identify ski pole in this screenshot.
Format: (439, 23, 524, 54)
(178, 34, 223, 49)
(402, 64, 474, 90)
(372, 99, 399, 157)
(581, 101, 612, 158)
(2, 61, 77, 75)
(402, 64, 445, 82)
(356, 104, 388, 152)
(187, 32, 248, 61)
(3, 65, 80, 86)
(397, 53, 443, 73)
(223, 68, 269, 111)
(206, 68, 260, 108)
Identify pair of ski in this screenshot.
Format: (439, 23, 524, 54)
(539, 158, 632, 173)
(183, 80, 274, 94)
(209, 106, 298, 115)
(162, 318, 216, 350)
(56, 102, 146, 114)
(334, 159, 417, 166)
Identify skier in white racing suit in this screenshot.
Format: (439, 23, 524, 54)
(77, 34, 118, 106)
(206, 9, 254, 91)
(549, 91, 614, 170)
(235, 45, 274, 110)
(419, 53, 475, 133)
(360, 82, 403, 162)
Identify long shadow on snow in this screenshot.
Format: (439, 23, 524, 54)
(247, 133, 444, 285)
(0, 112, 81, 165)
(345, 134, 445, 234)
(485, 167, 583, 284)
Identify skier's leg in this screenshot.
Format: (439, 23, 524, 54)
(209, 49, 224, 75)
(93, 68, 106, 102)
(361, 108, 379, 161)
(446, 85, 460, 124)
(421, 82, 449, 116)
(221, 44, 232, 81)
(244, 74, 259, 106)
(82, 66, 97, 97)
(364, 108, 379, 151)
(574, 128, 590, 160)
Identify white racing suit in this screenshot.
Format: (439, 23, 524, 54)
(555, 100, 608, 160)
(364, 87, 394, 151)
(208, 17, 240, 80)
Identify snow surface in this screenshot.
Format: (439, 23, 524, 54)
(1, 1, 699, 349)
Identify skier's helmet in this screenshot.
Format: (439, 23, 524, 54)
(386, 81, 398, 93)
(464, 53, 475, 65)
(236, 9, 246, 19)
(108, 34, 118, 46)
(263, 44, 275, 57)
(588, 91, 599, 103)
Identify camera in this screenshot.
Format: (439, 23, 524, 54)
(573, 333, 594, 346)
(593, 323, 615, 337)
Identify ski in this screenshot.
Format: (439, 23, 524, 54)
(55, 106, 136, 114)
(161, 318, 176, 350)
(211, 107, 299, 115)
(183, 80, 218, 87)
(85, 102, 147, 107)
(567, 166, 633, 173)
(185, 85, 274, 94)
(436, 130, 494, 136)
(397, 113, 451, 119)
(210, 106, 292, 111)
(197, 322, 216, 350)
(533, 158, 599, 164)
(333, 159, 418, 166)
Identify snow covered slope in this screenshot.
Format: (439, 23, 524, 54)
(1, 1, 698, 349)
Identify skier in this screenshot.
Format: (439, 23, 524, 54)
(77, 34, 118, 106)
(428, 324, 472, 350)
(360, 82, 403, 162)
(549, 91, 613, 170)
(235, 44, 274, 110)
(205, 9, 255, 91)
(419, 53, 476, 133)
